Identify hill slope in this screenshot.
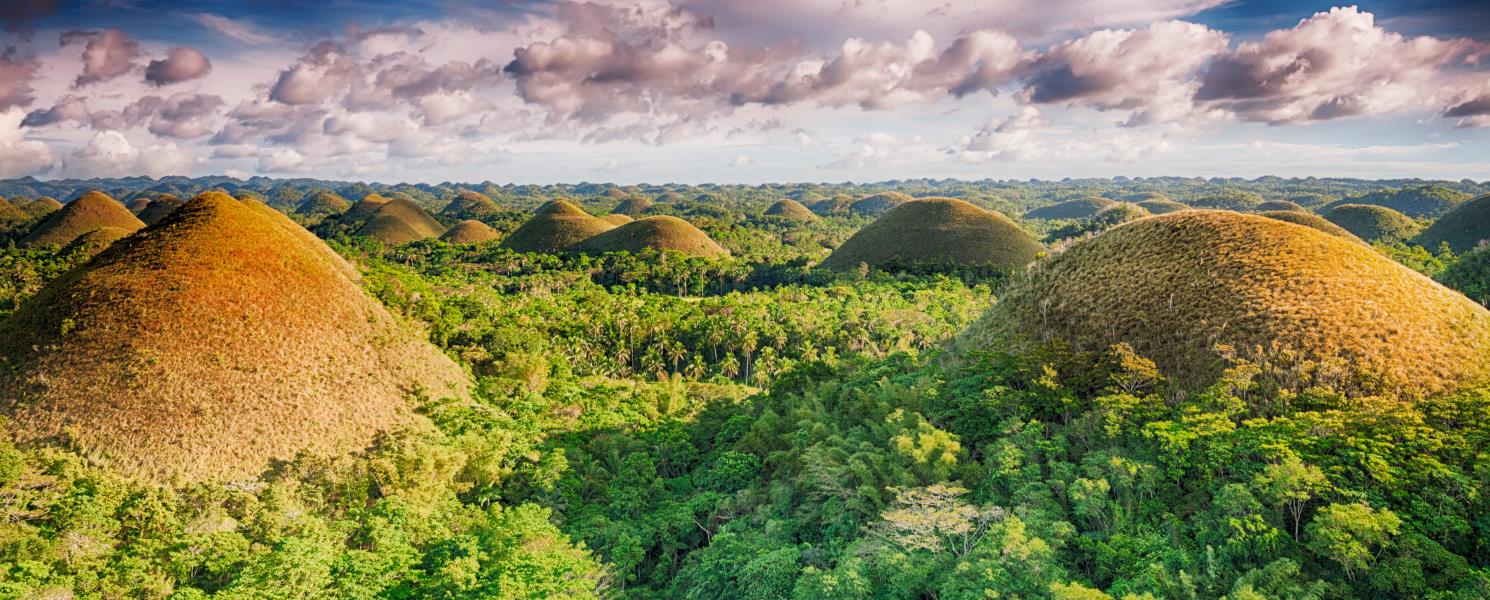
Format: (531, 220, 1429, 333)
(500, 200, 616, 253)
(572, 215, 728, 258)
(356, 197, 446, 245)
(19, 191, 144, 248)
(441, 191, 502, 221)
(1025, 197, 1117, 220)
(1324, 204, 1421, 243)
(1137, 199, 1189, 214)
(611, 196, 655, 216)
(1324, 185, 1470, 218)
(1260, 210, 1363, 242)
(22, 197, 62, 219)
(1416, 193, 1490, 252)
(960, 210, 1490, 396)
(440, 219, 500, 244)
(137, 196, 186, 225)
(0, 192, 468, 482)
(850, 192, 913, 216)
(765, 199, 819, 222)
(821, 197, 1044, 271)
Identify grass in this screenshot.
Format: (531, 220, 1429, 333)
(22, 197, 62, 219)
(60, 226, 133, 258)
(1324, 204, 1422, 243)
(0, 191, 469, 482)
(821, 197, 1044, 271)
(1137, 199, 1190, 214)
(356, 197, 447, 245)
(850, 192, 913, 216)
(1259, 210, 1362, 242)
(611, 196, 655, 216)
(0, 198, 32, 229)
(961, 210, 1490, 397)
(1025, 197, 1117, 220)
(440, 219, 500, 244)
(1415, 193, 1490, 253)
(137, 197, 186, 225)
(500, 200, 617, 253)
(572, 215, 729, 258)
(19, 191, 144, 249)
(600, 214, 634, 225)
(1094, 202, 1151, 226)
(764, 199, 819, 222)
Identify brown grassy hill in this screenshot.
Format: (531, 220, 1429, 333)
(0, 198, 32, 230)
(22, 197, 63, 219)
(601, 214, 634, 226)
(20, 191, 144, 248)
(126, 198, 152, 215)
(1416, 193, 1490, 252)
(137, 197, 186, 225)
(821, 198, 1044, 272)
(765, 199, 819, 222)
(959, 210, 1490, 397)
(59, 226, 131, 259)
(295, 190, 351, 217)
(1257, 200, 1304, 212)
(0, 192, 468, 482)
(1025, 197, 1117, 220)
(356, 197, 446, 245)
(441, 191, 502, 220)
(809, 195, 854, 216)
(1137, 199, 1190, 214)
(440, 220, 500, 244)
(500, 200, 616, 253)
(572, 215, 729, 258)
(1324, 204, 1422, 243)
(1260, 210, 1363, 242)
(339, 194, 393, 228)
(611, 196, 655, 216)
(850, 192, 913, 216)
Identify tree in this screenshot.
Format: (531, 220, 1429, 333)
(1306, 502, 1401, 582)
(867, 484, 1004, 559)
(1253, 454, 1329, 540)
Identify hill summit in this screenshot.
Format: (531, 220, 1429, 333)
(573, 215, 728, 258)
(960, 210, 1490, 397)
(19, 191, 144, 248)
(440, 219, 500, 244)
(821, 197, 1044, 271)
(356, 197, 446, 245)
(501, 200, 617, 253)
(764, 199, 819, 222)
(0, 192, 469, 482)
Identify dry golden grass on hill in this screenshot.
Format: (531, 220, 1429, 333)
(1416, 193, 1490, 252)
(821, 197, 1044, 271)
(960, 210, 1490, 397)
(1259, 210, 1363, 242)
(440, 219, 500, 244)
(573, 215, 729, 258)
(0, 191, 469, 482)
(601, 213, 634, 226)
(501, 200, 617, 253)
(19, 191, 144, 248)
(765, 199, 819, 222)
(356, 197, 446, 245)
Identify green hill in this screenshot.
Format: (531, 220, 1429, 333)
(809, 195, 853, 216)
(959, 210, 1490, 396)
(1136, 199, 1189, 214)
(137, 197, 186, 225)
(849, 192, 912, 216)
(1324, 185, 1471, 218)
(821, 198, 1044, 272)
(295, 189, 351, 217)
(1025, 197, 1117, 220)
(1415, 193, 1490, 253)
(611, 196, 655, 216)
(0, 192, 468, 482)
(1260, 210, 1362, 242)
(1257, 200, 1304, 212)
(338, 193, 393, 229)
(1324, 204, 1422, 243)
(500, 200, 617, 253)
(22, 197, 62, 219)
(572, 216, 728, 258)
(441, 190, 502, 221)
(439, 220, 500, 244)
(0, 197, 32, 231)
(20, 191, 144, 248)
(1092, 202, 1150, 226)
(356, 197, 446, 245)
(764, 199, 819, 222)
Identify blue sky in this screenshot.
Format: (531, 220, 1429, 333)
(0, 0, 1487, 184)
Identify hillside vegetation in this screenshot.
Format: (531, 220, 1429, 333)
(1416, 193, 1490, 252)
(1325, 204, 1422, 243)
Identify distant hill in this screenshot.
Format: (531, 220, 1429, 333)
(1137, 199, 1189, 214)
(1415, 194, 1490, 253)
(849, 192, 912, 216)
(137, 196, 186, 225)
(20, 191, 144, 248)
(0, 192, 468, 481)
(1260, 210, 1362, 242)
(1324, 204, 1422, 243)
(356, 197, 446, 245)
(600, 214, 634, 226)
(1257, 200, 1304, 212)
(764, 199, 819, 222)
(611, 196, 655, 216)
(501, 200, 616, 253)
(1323, 185, 1470, 218)
(1025, 197, 1116, 220)
(572, 215, 728, 258)
(295, 189, 351, 217)
(441, 190, 502, 221)
(440, 220, 500, 244)
(958, 210, 1490, 396)
(821, 197, 1043, 272)
(21, 197, 62, 219)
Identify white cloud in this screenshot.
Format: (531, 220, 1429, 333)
(0, 109, 55, 177)
(62, 130, 192, 177)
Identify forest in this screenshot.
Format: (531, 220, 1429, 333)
(0, 175, 1488, 600)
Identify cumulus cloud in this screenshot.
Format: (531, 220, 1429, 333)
(269, 42, 359, 105)
(1022, 21, 1228, 125)
(0, 109, 55, 177)
(1195, 7, 1483, 124)
(65, 29, 140, 87)
(0, 51, 38, 110)
(21, 95, 92, 127)
(63, 130, 192, 177)
(145, 46, 213, 86)
(123, 93, 224, 138)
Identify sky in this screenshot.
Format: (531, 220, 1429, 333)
(0, 0, 1488, 184)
